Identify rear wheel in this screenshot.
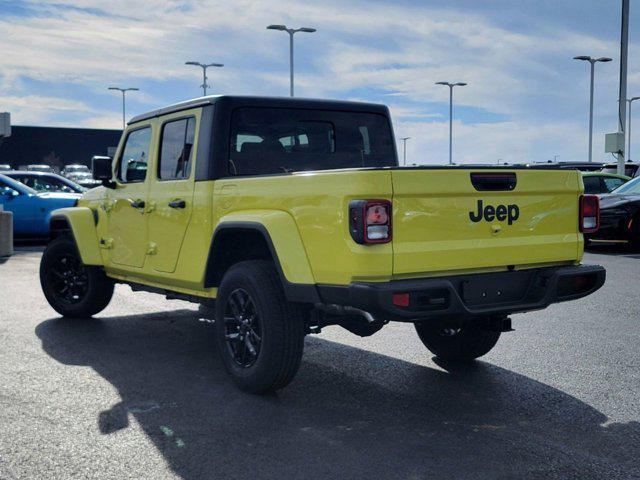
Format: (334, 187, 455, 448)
(40, 236, 114, 318)
(214, 260, 305, 394)
(415, 321, 501, 361)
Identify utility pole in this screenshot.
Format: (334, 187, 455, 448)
(628, 97, 640, 161)
(436, 81, 467, 165)
(185, 62, 224, 96)
(400, 137, 410, 165)
(108, 87, 139, 129)
(573, 56, 612, 162)
(267, 25, 316, 97)
(617, 0, 630, 175)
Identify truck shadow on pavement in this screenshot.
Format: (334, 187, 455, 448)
(36, 311, 639, 480)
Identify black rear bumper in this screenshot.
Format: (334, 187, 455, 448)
(317, 265, 606, 322)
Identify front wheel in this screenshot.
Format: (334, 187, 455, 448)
(40, 236, 114, 318)
(214, 260, 305, 394)
(414, 321, 501, 361)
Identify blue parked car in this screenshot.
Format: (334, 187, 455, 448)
(0, 173, 80, 237)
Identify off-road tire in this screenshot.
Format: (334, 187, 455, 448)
(415, 321, 501, 361)
(215, 260, 305, 394)
(40, 235, 114, 318)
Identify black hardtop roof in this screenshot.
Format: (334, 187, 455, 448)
(128, 95, 390, 125)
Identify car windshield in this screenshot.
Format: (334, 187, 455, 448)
(0, 174, 38, 195)
(611, 176, 640, 194)
(6, 172, 85, 193)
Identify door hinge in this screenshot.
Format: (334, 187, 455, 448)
(146, 242, 158, 255)
(99, 238, 113, 249)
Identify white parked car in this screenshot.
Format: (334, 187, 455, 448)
(26, 164, 55, 173)
(61, 164, 90, 177)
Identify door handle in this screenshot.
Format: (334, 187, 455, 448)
(168, 199, 186, 209)
(130, 199, 145, 209)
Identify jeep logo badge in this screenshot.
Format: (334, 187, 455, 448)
(469, 200, 520, 225)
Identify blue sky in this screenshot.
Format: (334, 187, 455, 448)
(0, 0, 639, 165)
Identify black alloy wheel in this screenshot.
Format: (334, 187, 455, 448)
(45, 253, 89, 305)
(40, 235, 114, 318)
(223, 288, 263, 368)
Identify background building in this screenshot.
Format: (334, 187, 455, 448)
(0, 125, 121, 170)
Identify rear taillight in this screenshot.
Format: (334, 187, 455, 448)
(349, 199, 392, 244)
(579, 194, 599, 233)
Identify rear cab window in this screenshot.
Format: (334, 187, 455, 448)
(228, 107, 395, 176)
(582, 176, 603, 194)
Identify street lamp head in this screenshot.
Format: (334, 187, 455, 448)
(127, 88, 140, 92)
(573, 55, 592, 61)
(596, 57, 613, 63)
(454, 82, 467, 86)
(206, 63, 224, 68)
(435, 81, 450, 86)
(297, 27, 316, 33)
(108, 87, 120, 91)
(267, 24, 287, 31)
(185, 61, 202, 66)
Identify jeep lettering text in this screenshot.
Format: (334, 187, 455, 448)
(469, 199, 520, 225)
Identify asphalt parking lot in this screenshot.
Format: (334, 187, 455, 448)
(1, 245, 639, 480)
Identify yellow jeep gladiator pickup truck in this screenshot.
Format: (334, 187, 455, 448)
(39, 95, 605, 393)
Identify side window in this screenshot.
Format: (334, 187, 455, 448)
(158, 117, 196, 180)
(118, 127, 152, 183)
(582, 176, 602, 194)
(603, 177, 626, 192)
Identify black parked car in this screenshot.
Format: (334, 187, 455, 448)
(588, 176, 640, 247)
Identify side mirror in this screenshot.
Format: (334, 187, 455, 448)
(91, 156, 116, 189)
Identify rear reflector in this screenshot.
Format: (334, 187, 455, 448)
(579, 195, 600, 233)
(392, 293, 410, 307)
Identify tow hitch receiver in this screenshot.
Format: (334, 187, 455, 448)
(481, 316, 514, 332)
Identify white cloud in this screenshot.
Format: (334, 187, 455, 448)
(0, 94, 95, 125)
(0, 0, 638, 161)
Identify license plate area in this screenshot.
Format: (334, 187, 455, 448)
(461, 271, 534, 306)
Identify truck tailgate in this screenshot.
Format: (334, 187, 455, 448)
(391, 169, 582, 277)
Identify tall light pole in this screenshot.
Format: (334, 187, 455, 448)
(436, 81, 467, 165)
(185, 61, 224, 96)
(108, 87, 139, 129)
(617, 0, 630, 175)
(267, 24, 316, 97)
(400, 137, 410, 165)
(573, 56, 612, 162)
(627, 96, 640, 161)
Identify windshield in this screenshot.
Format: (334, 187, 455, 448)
(612, 176, 640, 194)
(8, 174, 84, 193)
(0, 174, 38, 195)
